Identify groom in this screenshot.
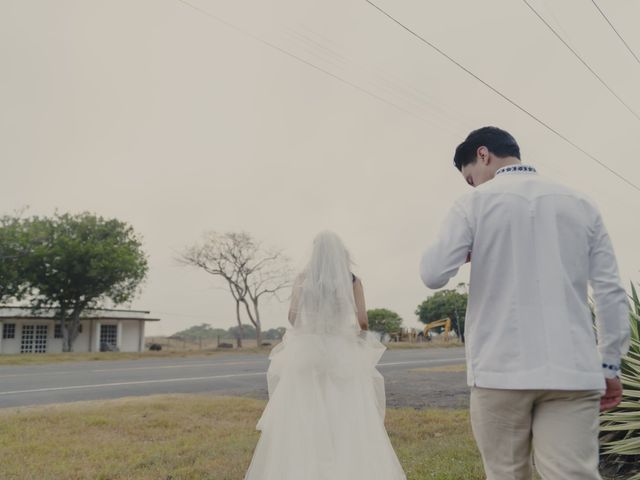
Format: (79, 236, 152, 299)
(420, 126, 630, 479)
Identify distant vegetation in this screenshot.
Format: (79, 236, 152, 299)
(171, 323, 286, 341)
(367, 308, 403, 334)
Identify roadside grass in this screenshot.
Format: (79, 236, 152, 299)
(0, 394, 622, 479)
(0, 394, 484, 480)
(0, 339, 463, 367)
(0, 347, 272, 366)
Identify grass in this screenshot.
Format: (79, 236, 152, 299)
(0, 338, 463, 367)
(146, 336, 465, 352)
(0, 346, 273, 366)
(386, 405, 483, 479)
(0, 394, 621, 479)
(0, 394, 484, 480)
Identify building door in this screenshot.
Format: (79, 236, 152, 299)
(21, 325, 48, 353)
(100, 324, 118, 351)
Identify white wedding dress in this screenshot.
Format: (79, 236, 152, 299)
(244, 232, 406, 480)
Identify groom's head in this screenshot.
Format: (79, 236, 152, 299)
(453, 127, 521, 187)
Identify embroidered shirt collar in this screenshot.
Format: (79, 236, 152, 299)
(495, 164, 537, 176)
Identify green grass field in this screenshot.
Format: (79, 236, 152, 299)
(0, 347, 272, 366)
(0, 394, 624, 479)
(0, 394, 484, 480)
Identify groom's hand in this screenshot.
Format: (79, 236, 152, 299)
(600, 377, 623, 411)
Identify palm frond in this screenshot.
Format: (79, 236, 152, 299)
(599, 282, 640, 477)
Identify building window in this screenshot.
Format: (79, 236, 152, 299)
(3, 323, 16, 339)
(21, 325, 34, 353)
(20, 325, 48, 354)
(34, 325, 48, 353)
(100, 324, 118, 351)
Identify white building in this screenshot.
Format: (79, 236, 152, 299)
(0, 307, 160, 354)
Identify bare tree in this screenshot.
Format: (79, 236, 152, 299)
(178, 232, 292, 348)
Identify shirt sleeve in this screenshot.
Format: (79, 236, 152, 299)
(420, 201, 473, 289)
(589, 209, 630, 378)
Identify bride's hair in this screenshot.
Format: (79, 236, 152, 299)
(293, 230, 358, 332)
(309, 230, 353, 273)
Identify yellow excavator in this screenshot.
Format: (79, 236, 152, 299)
(422, 318, 452, 341)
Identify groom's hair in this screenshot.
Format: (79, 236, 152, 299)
(453, 126, 520, 171)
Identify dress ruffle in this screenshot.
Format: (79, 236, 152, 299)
(244, 329, 406, 480)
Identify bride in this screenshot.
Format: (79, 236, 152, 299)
(244, 231, 406, 480)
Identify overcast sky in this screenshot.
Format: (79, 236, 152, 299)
(2, 0, 640, 336)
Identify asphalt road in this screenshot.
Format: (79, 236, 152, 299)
(0, 347, 468, 410)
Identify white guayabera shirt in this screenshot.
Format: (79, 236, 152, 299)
(420, 165, 630, 392)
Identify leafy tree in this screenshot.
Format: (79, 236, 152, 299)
(367, 308, 403, 335)
(5, 212, 148, 351)
(228, 323, 257, 340)
(0, 215, 29, 302)
(173, 323, 227, 340)
(212, 328, 230, 339)
(256, 327, 287, 341)
(263, 328, 285, 340)
(415, 289, 467, 342)
(173, 323, 286, 342)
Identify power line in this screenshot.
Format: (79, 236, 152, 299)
(283, 24, 469, 133)
(365, 0, 640, 193)
(174, 0, 640, 193)
(590, 0, 640, 67)
(521, 0, 640, 123)
(173, 0, 448, 129)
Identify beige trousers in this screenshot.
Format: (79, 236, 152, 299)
(470, 387, 602, 480)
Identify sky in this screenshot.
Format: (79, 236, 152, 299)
(1, 0, 640, 336)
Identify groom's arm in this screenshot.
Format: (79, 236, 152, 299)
(588, 207, 630, 379)
(420, 202, 473, 289)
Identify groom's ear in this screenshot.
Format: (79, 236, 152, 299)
(477, 146, 490, 166)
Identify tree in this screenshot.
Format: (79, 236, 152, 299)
(415, 289, 468, 342)
(173, 323, 286, 343)
(367, 308, 403, 335)
(178, 232, 292, 347)
(228, 323, 257, 340)
(211, 328, 230, 339)
(0, 215, 30, 303)
(7, 212, 148, 351)
(263, 327, 286, 340)
(173, 323, 228, 340)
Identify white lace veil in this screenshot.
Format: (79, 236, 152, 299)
(290, 231, 358, 334)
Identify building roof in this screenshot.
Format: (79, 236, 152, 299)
(0, 306, 160, 321)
